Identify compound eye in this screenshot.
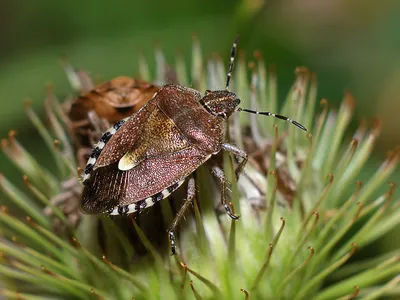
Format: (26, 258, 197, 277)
(205, 90, 212, 95)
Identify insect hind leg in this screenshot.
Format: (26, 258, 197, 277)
(168, 176, 196, 255)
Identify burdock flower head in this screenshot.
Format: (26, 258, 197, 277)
(1, 38, 399, 300)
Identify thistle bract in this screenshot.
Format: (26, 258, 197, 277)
(1, 38, 399, 300)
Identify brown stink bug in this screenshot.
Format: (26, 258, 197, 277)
(80, 38, 307, 254)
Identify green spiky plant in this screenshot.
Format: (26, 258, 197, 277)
(1, 38, 399, 300)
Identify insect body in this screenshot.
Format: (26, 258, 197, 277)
(81, 85, 238, 211)
(80, 38, 306, 254)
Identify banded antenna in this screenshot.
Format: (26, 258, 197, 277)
(238, 108, 308, 131)
(225, 36, 238, 91)
(226, 36, 307, 132)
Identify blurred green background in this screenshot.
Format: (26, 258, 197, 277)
(0, 0, 399, 253)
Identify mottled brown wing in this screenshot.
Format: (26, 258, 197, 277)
(117, 100, 191, 171)
(93, 85, 203, 169)
(91, 99, 159, 169)
(81, 147, 208, 213)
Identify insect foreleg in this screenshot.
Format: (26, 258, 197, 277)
(211, 165, 240, 220)
(221, 143, 248, 179)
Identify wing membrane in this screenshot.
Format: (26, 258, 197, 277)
(81, 147, 208, 213)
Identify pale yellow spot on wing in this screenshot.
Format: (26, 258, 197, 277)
(118, 152, 141, 171)
(117, 107, 189, 171)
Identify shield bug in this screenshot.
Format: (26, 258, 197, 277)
(80, 37, 307, 254)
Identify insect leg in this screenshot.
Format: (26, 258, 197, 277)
(211, 165, 240, 220)
(168, 176, 196, 255)
(221, 143, 248, 179)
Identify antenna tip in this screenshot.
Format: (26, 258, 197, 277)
(293, 120, 307, 131)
